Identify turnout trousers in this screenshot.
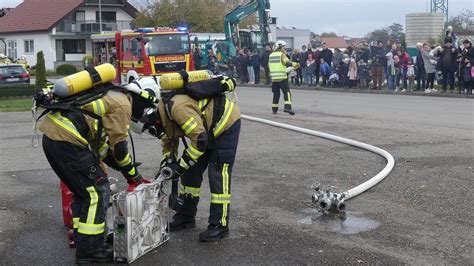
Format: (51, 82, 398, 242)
(178, 120, 241, 226)
(42, 135, 109, 256)
(271, 79, 292, 113)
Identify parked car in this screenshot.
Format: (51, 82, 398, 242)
(0, 64, 30, 85)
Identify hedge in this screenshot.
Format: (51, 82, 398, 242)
(0, 84, 36, 98)
(56, 64, 78, 76)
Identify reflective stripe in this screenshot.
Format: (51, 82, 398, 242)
(179, 158, 189, 169)
(221, 163, 230, 226)
(179, 184, 201, 197)
(117, 154, 132, 167)
(162, 152, 171, 159)
(73, 217, 79, 229)
(198, 98, 209, 110)
(99, 143, 109, 159)
(78, 222, 105, 235)
(186, 144, 204, 161)
(269, 51, 288, 81)
(91, 99, 105, 117)
(287, 92, 292, 104)
(47, 112, 88, 145)
(86, 186, 98, 225)
(284, 101, 291, 104)
(127, 167, 136, 176)
(181, 117, 197, 135)
(211, 193, 231, 204)
(272, 104, 278, 107)
(213, 99, 234, 136)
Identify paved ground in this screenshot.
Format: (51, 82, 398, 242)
(0, 87, 473, 265)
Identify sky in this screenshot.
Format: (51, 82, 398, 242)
(1, 0, 472, 37)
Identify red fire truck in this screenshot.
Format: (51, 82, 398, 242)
(91, 27, 194, 84)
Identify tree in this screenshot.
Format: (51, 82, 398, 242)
(321, 32, 338, 38)
(133, 0, 256, 32)
(365, 23, 406, 48)
(35, 51, 46, 90)
(447, 9, 473, 33)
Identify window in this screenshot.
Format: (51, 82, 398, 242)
(96, 11, 116, 22)
(7, 40, 17, 60)
(145, 34, 190, 56)
(75, 11, 85, 22)
(24, 40, 34, 54)
(63, 39, 86, 54)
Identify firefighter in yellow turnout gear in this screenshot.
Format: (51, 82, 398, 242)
(269, 40, 300, 115)
(157, 75, 241, 242)
(37, 65, 157, 264)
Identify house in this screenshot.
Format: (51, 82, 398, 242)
(0, 0, 138, 70)
(321, 37, 348, 50)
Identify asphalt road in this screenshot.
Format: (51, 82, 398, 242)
(1, 87, 473, 265)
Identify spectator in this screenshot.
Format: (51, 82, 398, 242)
(386, 52, 396, 90)
(347, 59, 358, 88)
(236, 49, 249, 84)
(246, 49, 255, 84)
(357, 42, 370, 63)
(340, 57, 350, 87)
(193, 46, 203, 70)
(291, 49, 302, 86)
(207, 51, 217, 74)
(415, 42, 426, 91)
(262, 45, 272, 85)
(313, 45, 321, 86)
(460, 40, 473, 95)
(226, 57, 235, 79)
(251, 50, 261, 85)
(303, 53, 316, 86)
(320, 42, 333, 67)
(320, 58, 332, 87)
(436, 38, 459, 93)
(333, 48, 343, 68)
(370, 40, 386, 90)
(395, 49, 409, 92)
(445, 26, 458, 49)
(358, 59, 370, 89)
(422, 43, 438, 93)
(406, 58, 415, 92)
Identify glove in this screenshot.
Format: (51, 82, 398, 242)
(127, 176, 150, 192)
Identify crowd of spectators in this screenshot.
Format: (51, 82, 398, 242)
(195, 26, 473, 96)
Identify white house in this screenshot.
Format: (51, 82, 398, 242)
(0, 0, 137, 70)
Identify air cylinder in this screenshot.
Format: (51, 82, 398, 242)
(159, 70, 213, 90)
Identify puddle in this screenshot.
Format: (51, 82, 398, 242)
(297, 211, 379, 235)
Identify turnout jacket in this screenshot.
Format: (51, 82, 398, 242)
(38, 90, 140, 180)
(158, 94, 241, 168)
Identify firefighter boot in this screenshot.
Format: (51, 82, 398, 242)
(75, 236, 113, 264)
(169, 212, 196, 232)
(283, 104, 295, 115)
(199, 224, 229, 242)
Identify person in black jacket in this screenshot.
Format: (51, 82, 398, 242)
(370, 40, 386, 90)
(460, 39, 474, 95)
(236, 49, 249, 84)
(319, 43, 333, 67)
(436, 39, 459, 93)
(415, 43, 426, 91)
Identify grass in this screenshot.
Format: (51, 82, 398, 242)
(0, 98, 33, 112)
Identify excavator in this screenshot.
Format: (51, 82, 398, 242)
(224, 0, 272, 57)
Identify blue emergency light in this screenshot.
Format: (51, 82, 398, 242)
(177, 26, 188, 32)
(135, 28, 154, 33)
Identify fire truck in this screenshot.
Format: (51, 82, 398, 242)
(91, 27, 194, 84)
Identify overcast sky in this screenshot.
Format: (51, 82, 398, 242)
(1, 0, 472, 37)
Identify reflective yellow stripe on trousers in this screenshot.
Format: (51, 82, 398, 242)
(77, 186, 104, 235)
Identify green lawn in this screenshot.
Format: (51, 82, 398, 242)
(0, 98, 33, 112)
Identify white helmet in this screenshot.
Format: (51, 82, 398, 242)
(275, 40, 287, 50)
(125, 77, 162, 135)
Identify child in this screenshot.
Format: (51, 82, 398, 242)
(319, 58, 332, 87)
(348, 59, 358, 88)
(358, 60, 370, 89)
(386, 52, 396, 90)
(290, 68, 298, 85)
(340, 58, 350, 87)
(406, 58, 415, 92)
(393, 54, 401, 91)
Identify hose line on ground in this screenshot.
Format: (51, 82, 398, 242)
(241, 114, 395, 200)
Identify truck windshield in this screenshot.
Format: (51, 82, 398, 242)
(145, 34, 190, 56)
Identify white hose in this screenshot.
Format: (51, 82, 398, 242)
(241, 114, 395, 200)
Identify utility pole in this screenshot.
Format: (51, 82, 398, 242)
(430, 0, 448, 25)
(99, 0, 103, 33)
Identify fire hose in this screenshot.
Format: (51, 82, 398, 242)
(241, 114, 395, 213)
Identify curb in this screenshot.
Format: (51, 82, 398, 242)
(243, 84, 474, 99)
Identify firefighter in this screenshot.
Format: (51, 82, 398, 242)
(38, 73, 156, 263)
(156, 76, 241, 242)
(268, 40, 299, 115)
(0, 53, 12, 64)
(16, 55, 29, 69)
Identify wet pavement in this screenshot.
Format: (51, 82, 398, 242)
(1, 87, 473, 264)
